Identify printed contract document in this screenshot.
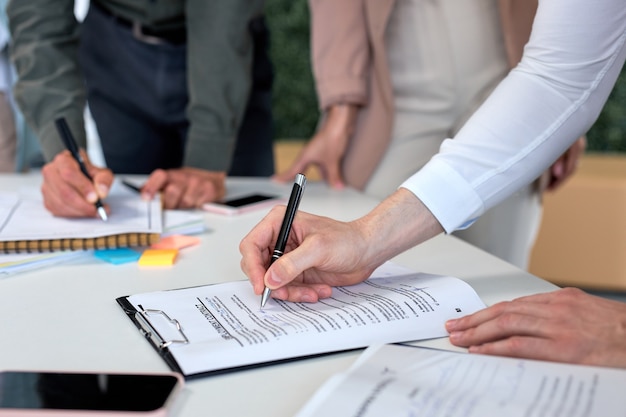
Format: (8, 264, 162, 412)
(118, 264, 486, 377)
(296, 344, 626, 417)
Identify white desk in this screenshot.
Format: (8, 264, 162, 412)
(0, 174, 558, 416)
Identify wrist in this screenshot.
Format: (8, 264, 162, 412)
(355, 189, 445, 267)
(322, 104, 358, 140)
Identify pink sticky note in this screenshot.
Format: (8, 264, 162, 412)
(138, 249, 178, 266)
(151, 235, 201, 250)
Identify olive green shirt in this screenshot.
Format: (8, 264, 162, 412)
(7, 0, 264, 171)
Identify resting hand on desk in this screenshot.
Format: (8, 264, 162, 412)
(240, 188, 444, 303)
(139, 167, 226, 210)
(446, 287, 626, 368)
(41, 150, 113, 218)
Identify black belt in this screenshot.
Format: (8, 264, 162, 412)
(92, 1, 186, 45)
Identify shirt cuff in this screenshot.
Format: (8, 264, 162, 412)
(399, 158, 484, 233)
(316, 76, 368, 109)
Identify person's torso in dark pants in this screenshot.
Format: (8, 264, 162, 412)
(79, 2, 274, 176)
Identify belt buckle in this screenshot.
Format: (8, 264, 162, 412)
(132, 21, 165, 45)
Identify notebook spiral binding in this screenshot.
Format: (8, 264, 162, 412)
(0, 232, 160, 253)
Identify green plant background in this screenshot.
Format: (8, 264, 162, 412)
(265, 0, 626, 152)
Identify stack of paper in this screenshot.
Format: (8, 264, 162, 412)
(296, 343, 626, 416)
(162, 210, 206, 236)
(0, 182, 210, 276)
(0, 251, 92, 278)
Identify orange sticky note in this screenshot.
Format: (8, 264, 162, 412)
(138, 249, 178, 266)
(151, 235, 201, 250)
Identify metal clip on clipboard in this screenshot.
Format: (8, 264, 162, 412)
(135, 305, 190, 349)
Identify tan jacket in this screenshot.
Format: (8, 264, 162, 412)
(309, 0, 538, 190)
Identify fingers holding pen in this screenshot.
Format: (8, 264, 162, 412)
(264, 245, 332, 303)
(41, 151, 112, 218)
(240, 206, 375, 304)
(262, 242, 335, 303)
(240, 206, 290, 295)
(82, 149, 113, 201)
(240, 226, 333, 304)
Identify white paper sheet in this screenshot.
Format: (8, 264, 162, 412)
(124, 264, 486, 376)
(0, 250, 92, 278)
(0, 181, 162, 241)
(296, 343, 626, 417)
(162, 210, 206, 236)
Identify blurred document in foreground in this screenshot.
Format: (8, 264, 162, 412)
(296, 343, 626, 417)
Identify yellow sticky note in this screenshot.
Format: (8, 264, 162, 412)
(138, 249, 178, 266)
(151, 235, 201, 250)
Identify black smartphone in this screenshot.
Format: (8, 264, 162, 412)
(202, 193, 284, 215)
(0, 370, 183, 416)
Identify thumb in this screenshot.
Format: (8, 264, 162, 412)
(92, 170, 113, 199)
(264, 254, 300, 290)
(264, 238, 322, 290)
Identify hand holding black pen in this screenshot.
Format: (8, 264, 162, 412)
(54, 117, 108, 221)
(261, 173, 307, 308)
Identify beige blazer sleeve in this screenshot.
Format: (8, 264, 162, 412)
(309, 0, 396, 189)
(309, 0, 370, 109)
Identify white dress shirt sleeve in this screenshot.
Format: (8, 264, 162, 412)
(400, 0, 626, 233)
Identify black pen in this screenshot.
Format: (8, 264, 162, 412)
(122, 179, 143, 194)
(261, 173, 306, 308)
(55, 117, 108, 221)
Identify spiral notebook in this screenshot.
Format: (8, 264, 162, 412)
(0, 181, 162, 253)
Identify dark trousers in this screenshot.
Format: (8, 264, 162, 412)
(78, 4, 274, 176)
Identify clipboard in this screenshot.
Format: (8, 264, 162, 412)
(115, 294, 342, 379)
(114, 268, 487, 379)
(116, 296, 189, 376)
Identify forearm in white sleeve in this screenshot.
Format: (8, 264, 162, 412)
(400, 0, 626, 233)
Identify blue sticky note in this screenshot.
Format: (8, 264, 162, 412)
(94, 248, 141, 265)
